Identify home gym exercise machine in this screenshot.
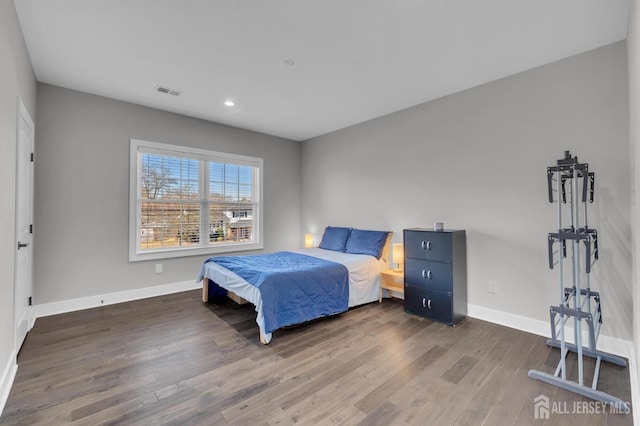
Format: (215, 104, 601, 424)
(528, 151, 628, 410)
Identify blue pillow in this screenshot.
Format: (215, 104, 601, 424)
(318, 226, 352, 252)
(345, 229, 389, 259)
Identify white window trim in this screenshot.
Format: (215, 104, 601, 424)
(129, 139, 264, 262)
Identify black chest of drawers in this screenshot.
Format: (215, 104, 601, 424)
(403, 228, 467, 325)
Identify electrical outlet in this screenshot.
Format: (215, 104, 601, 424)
(155, 263, 163, 274)
(488, 281, 497, 294)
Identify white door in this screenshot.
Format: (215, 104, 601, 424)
(14, 99, 34, 353)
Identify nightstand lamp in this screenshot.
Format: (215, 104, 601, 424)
(392, 243, 404, 271)
(304, 233, 314, 248)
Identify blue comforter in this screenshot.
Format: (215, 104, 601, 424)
(204, 251, 349, 334)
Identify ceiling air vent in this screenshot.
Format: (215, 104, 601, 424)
(155, 85, 182, 97)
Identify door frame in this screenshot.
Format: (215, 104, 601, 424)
(14, 97, 35, 354)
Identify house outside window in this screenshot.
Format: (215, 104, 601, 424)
(129, 139, 263, 261)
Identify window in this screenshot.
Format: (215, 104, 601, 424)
(129, 139, 263, 261)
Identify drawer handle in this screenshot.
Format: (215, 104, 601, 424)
(421, 241, 432, 250)
(428, 299, 432, 309)
(421, 270, 432, 280)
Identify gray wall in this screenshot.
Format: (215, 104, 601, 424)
(34, 84, 301, 304)
(629, 0, 640, 394)
(301, 42, 632, 341)
(0, 0, 36, 391)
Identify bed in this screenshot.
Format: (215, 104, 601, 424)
(197, 228, 392, 344)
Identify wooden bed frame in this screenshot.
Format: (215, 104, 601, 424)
(202, 278, 270, 343)
(201, 278, 249, 305)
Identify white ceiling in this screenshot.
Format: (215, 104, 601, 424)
(14, 0, 629, 141)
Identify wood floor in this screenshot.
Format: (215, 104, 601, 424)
(1, 290, 632, 425)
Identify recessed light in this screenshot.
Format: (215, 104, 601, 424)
(224, 100, 235, 107)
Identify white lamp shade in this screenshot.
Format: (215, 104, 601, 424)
(304, 233, 314, 248)
(392, 243, 404, 265)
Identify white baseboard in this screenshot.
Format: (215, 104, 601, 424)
(35, 280, 201, 318)
(28, 308, 35, 330)
(467, 304, 634, 359)
(27, 289, 639, 421)
(627, 351, 639, 426)
(467, 303, 638, 421)
(0, 351, 17, 417)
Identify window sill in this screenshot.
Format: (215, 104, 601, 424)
(129, 241, 264, 262)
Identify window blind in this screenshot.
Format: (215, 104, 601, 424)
(130, 139, 262, 261)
